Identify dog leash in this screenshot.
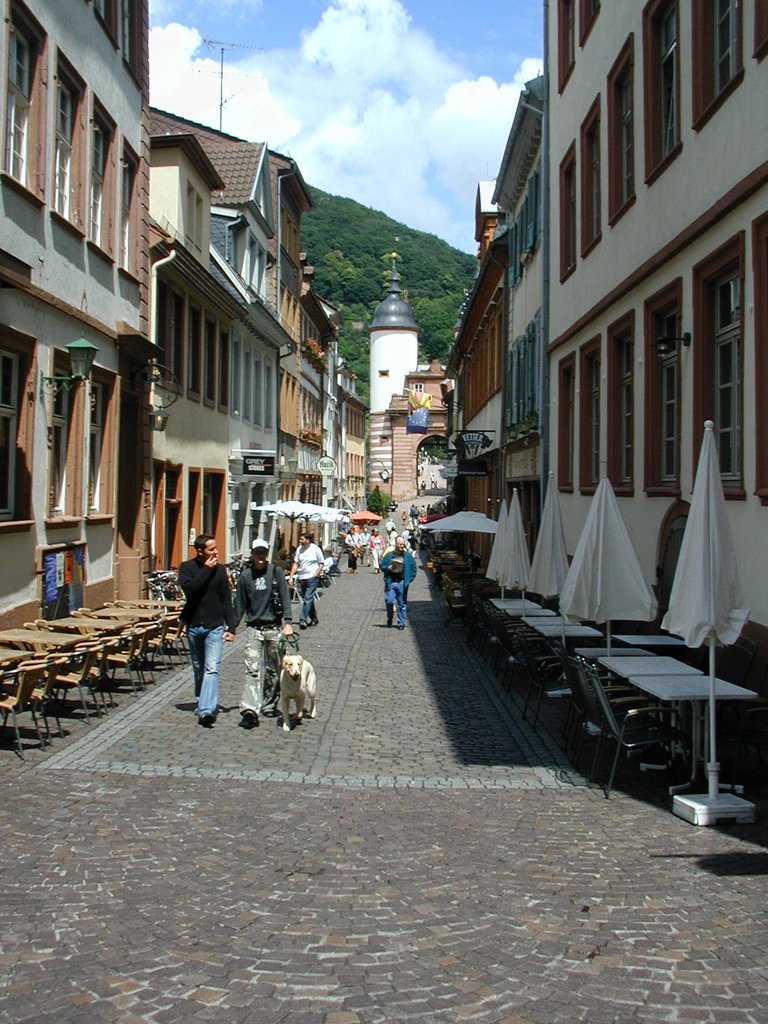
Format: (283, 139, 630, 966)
(278, 633, 300, 659)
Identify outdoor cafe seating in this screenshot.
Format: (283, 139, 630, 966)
(0, 601, 184, 759)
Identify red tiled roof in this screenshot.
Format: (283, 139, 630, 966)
(149, 108, 263, 205)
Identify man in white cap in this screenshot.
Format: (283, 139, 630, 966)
(234, 538, 294, 727)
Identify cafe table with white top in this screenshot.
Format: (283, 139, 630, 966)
(574, 646, 656, 660)
(489, 598, 544, 614)
(612, 633, 686, 648)
(598, 655, 702, 678)
(524, 618, 603, 639)
(627, 673, 755, 794)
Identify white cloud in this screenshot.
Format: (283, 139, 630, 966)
(148, 0, 541, 252)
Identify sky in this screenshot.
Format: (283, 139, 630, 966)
(148, 0, 543, 254)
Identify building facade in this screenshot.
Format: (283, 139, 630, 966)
(0, 0, 152, 624)
(547, 0, 768, 642)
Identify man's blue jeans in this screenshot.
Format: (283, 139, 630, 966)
(188, 624, 224, 718)
(298, 576, 320, 624)
(384, 580, 408, 627)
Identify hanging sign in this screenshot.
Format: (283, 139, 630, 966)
(242, 455, 275, 476)
(317, 456, 336, 476)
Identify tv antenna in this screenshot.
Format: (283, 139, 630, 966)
(204, 39, 263, 131)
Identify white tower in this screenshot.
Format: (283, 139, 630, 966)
(368, 261, 419, 491)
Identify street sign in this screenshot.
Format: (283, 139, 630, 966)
(317, 456, 336, 476)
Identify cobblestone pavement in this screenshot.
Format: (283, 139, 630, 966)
(2, 558, 768, 1023)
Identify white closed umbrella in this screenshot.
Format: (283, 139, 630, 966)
(501, 489, 531, 603)
(528, 473, 569, 600)
(485, 498, 510, 588)
(662, 421, 752, 824)
(560, 477, 657, 654)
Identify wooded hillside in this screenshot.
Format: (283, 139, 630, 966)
(301, 187, 478, 402)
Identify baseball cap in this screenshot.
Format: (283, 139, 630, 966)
(251, 538, 269, 551)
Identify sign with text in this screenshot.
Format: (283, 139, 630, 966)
(242, 455, 275, 476)
(317, 456, 337, 476)
(454, 430, 494, 461)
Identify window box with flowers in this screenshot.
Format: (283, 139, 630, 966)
(302, 337, 327, 371)
(300, 427, 323, 445)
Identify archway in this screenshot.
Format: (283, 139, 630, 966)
(416, 435, 447, 496)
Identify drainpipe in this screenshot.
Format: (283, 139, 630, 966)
(488, 241, 509, 514)
(150, 249, 177, 349)
(540, 0, 552, 500)
(276, 160, 298, 474)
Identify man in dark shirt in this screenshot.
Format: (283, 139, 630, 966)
(234, 538, 294, 728)
(178, 534, 236, 727)
(380, 535, 418, 630)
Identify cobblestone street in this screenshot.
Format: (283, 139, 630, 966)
(3, 559, 768, 1023)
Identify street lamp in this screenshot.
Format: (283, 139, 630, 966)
(40, 337, 98, 397)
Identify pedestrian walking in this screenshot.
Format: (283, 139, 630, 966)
(235, 538, 294, 728)
(178, 534, 237, 727)
(369, 527, 385, 572)
(345, 524, 362, 573)
(384, 516, 397, 548)
(359, 527, 371, 567)
(288, 530, 325, 629)
(380, 535, 417, 629)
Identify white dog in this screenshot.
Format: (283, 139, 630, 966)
(279, 654, 317, 732)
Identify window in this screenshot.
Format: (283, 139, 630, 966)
(218, 329, 229, 410)
(607, 37, 635, 224)
(0, 351, 18, 518)
(54, 75, 72, 219)
(579, 339, 601, 492)
(253, 357, 262, 425)
(607, 314, 634, 492)
(230, 335, 241, 416)
(120, 148, 137, 272)
(204, 317, 216, 405)
(557, 354, 575, 491)
(94, 0, 118, 41)
(508, 318, 539, 429)
(89, 106, 115, 254)
(188, 306, 201, 396)
(713, 273, 741, 482)
(88, 383, 103, 512)
(186, 183, 203, 253)
(754, 215, 768, 499)
(579, 0, 600, 45)
(559, 143, 577, 280)
(242, 349, 252, 422)
(4, 5, 44, 198)
(580, 98, 601, 255)
(644, 279, 682, 493)
(558, 0, 575, 91)
(693, 235, 744, 493)
(264, 364, 274, 429)
(692, 0, 743, 128)
(47, 367, 84, 520)
(757, 1, 768, 61)
(643, 0, 681, 182)
(120, 0, 141, 76)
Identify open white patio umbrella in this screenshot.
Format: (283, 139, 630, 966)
(662, 421, 753, 825)
(501, 489, 531, 605)
(421, 510, 498, 534)
(251, 500, 342, 523)
(560, 476, 657, 654)
(485, 498, 510, 588)
(528, 473, 569, 601)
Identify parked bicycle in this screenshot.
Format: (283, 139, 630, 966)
(146, 569, 183, 602)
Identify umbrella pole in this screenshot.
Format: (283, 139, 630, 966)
(606, 621, 612, 657)
(706, 635, 719, 802)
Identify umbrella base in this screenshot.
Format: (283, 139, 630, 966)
(673, 792, 755, 826)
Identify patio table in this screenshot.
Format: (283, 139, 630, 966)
(525, 619, 603, 639)
(574, 646, 655, 659)
(0, 647, 25, 666)
(612, 633, 686, 647)
(40, 617, 124, 634)
(489, 598, 543, 613)
(598, 655, 702, 678)
(0, 629, 82, 652)
(629, 674, 755, 794)
(84, 608, 160, 620)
